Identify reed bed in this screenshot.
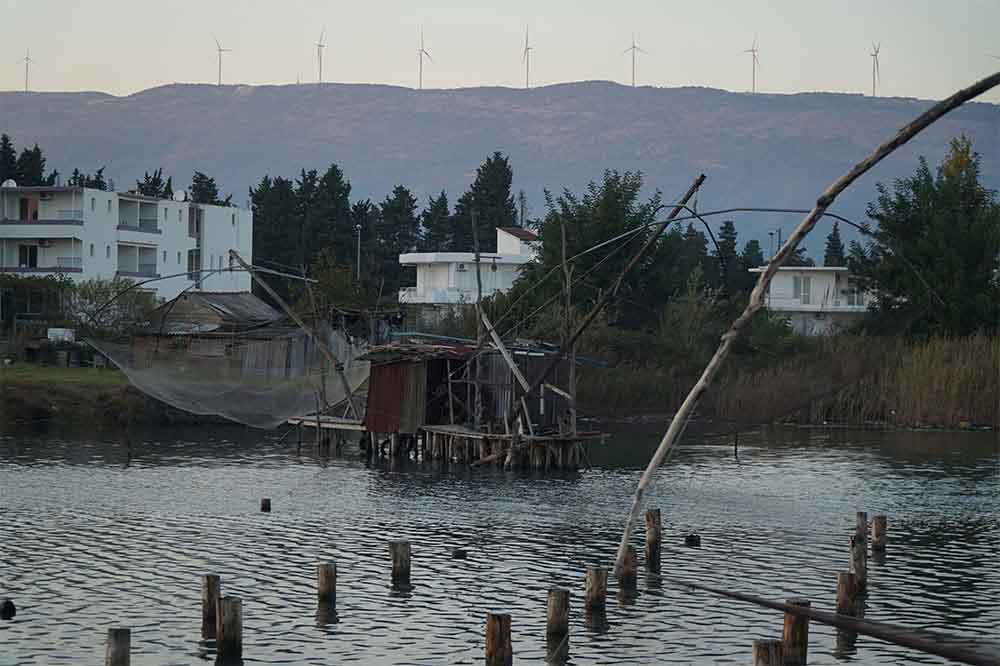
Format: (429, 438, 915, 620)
(715, 336, 999, 428)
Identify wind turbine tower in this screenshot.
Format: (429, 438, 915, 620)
(870, 42, 881, 97)
(316, 29, 326, 83)
(213, 35, 231, 86)
(417, 27, 433, 90)
(522, 27, 533, 89)
(623, 34, 645, 87)
(743, 37, 760, 93)
(19, 49, 35, 93)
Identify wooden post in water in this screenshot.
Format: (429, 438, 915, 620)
(856, 511, 868, 544)
(836, 571, 858, 615)
(317, 562, 337, 606)
(751, 639, 783, 666)
(201, 574, 220, 638)
(850, 535, 867, 591)
(618, 545, 637, 592)
(546, 588, 570, 637)
(644, 509, 662, 571)
(872, 514, 888, 552)
(484, 612, 513, 666)
(585, 566, 607, 610)
(390, 541, 411, 585)
(781, 598, 810, 665)
(216, 596, 242, 661)
(105, 628, 130, 666)
(260, 498, 271, 513)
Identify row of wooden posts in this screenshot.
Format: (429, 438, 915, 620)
(752, 511, 889, 666)
(103, 507, 888, 665)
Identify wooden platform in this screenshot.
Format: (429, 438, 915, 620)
(286, 415, 366, 431)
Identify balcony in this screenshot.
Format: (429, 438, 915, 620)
(117, 220, 161, 234)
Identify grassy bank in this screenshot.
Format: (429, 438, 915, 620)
(0, 364, 211, 428)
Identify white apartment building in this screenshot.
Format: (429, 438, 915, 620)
(749, 265, 871, 335)
(399, 227, 539, 307)
(0, 184, 252, 300)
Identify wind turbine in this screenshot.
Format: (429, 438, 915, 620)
(18, 49, 35, 93)
(742, 36, 760, 93)
(870, 42, 881, 97)
(316, 28, 326, 83)
(522, 26, 533, 89)
(417, 27, 433, 90)
(213, 35, 231, 86)
(623, 34, 645, 87)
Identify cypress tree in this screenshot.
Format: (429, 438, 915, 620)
(823, 221, 846, 266)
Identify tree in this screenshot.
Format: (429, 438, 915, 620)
(303, 164, 353, 269)
(738, 239, 765, 293)
(69, 277, 156, 339)
(67, 167, 108, 190)
(374, 186, 420, 294)
(785, 247, 815, 267)
(250, 174, 300, 302)
(715, 219, 739, 294)
(420, 190, 452, 251)
(453, 152, 517, 252)
(823, 221, 846, 266)
(858, 135, 1000, 335)
(137, 168, 169, 198)
(189, 171, 231, 206)
(15, 144, 48, 186)
(0, 134, 17, 183)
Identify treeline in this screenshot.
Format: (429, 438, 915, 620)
(0, 133, 231, 206)
(249, 152, 524, 305)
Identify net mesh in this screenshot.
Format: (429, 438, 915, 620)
(89, 324, 369, 430)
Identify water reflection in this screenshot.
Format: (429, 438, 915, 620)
(0, 424, 997, 665)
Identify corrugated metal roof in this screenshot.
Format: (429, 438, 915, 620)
(188, 292, 281, 324)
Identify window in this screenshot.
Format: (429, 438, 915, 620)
(106, 245, 110, 259)
(89, 243, 94, 257)
(91, 197, 96, 212)
(792, 275, 812, 304)
(163, 250, 167, 263)
(107, 200, 112, 213)
(178, 209, 182, 222)
(18, 245, 38, 268)
(177, 251, 181, 264)
(231, 213, 236, 226)
(164, 207, 168, 220)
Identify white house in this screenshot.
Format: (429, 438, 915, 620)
(0, 184, 252, 300)
(399, 227, 539, 308)
(749, 265, 871, 335)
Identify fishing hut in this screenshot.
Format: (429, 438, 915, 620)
(360, 333, 606, 469)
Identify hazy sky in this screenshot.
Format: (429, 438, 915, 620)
(3, 0, 999, 103)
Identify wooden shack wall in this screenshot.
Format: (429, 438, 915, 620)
(365, 361, 427, 434)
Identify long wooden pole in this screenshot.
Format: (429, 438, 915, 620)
(496, 174, 705, 458)
(229, 250, 361, 419)
(612, 71, 1000, 576)
(472, 211, 484, 430)
(561, 221, 577, 435)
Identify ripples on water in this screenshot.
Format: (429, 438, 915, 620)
(0, 425, 998, 665)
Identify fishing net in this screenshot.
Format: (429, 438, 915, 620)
(88, 323, 369, 430)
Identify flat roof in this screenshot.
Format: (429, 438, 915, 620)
(749, 265, 850, 272)
(399, 251, 532, 265)
(498, 227, 538, 241)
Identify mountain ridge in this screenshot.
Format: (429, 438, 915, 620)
(2, 80, 997, 252)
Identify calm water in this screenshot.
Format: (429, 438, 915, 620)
(1, 423, 998, 665)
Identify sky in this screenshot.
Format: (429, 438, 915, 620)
(2, 0, 999, 103)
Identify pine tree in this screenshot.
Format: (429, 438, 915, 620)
(453, 152, 517, 252)
(420, 190, 452, 251)
(715, 219, 739, 294)
(189, 171, 231, 205)
(0, 134, 17, 183)
(15, 144, 47, 185)
(740, 239, 765, 269)
(163, 177, 174, 199)
(823, 221, 846, 266)
(137, 168, 168, 198)
(250, 174, 300, 302)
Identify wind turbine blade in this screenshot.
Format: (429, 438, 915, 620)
(623, 46, 633, 55)
(637, 46, 647, 54)
(425, 51, 433, 63)
(213, 34, 221, 50)
(319, 28, 325, 44)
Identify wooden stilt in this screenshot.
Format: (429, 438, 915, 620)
(201, 574, 220, 638)
(216, 596, 242, 662)
(390, 541, 411, 585)
(105, 628, 130, 666)
(751, 639, 783, 666)
(317, 562, 337, 606)
(836, 571, 859, 615)
(585, 566, 607, 610)
(782, 598, 810, 665)
(546, 588, 570, 637)
(872, 514, 888, 552)
(484, 612, 513, 666)
(645, 509, 662, 571)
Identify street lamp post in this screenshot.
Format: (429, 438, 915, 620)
(354, 224, 362, 282)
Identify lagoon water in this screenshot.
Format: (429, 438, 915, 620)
(1, 424, 998, 665)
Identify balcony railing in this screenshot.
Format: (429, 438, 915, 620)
(57, 209, 84, 220)
(56, 256, 83, 268)
(117, 222, 161, 234)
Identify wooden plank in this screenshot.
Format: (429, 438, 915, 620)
(480, 310, 530, 392)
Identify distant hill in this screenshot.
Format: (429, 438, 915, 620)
(1, 81, 997, 253)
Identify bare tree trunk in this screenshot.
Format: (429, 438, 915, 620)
(612, 71, 1000, 576)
